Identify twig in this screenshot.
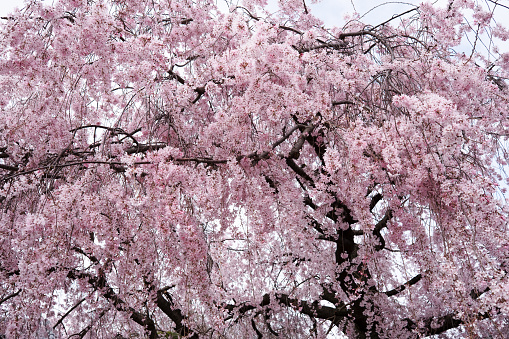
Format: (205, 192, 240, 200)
(339, 30, 395, 60)
(302, 0, 309, 14)
(0, 290, 21, 305)
(70, 125, 140, 145)
(175, 158, 228, 164)
(385, 274, 422, 297)
(332, 100, 355, 106)
(53, 298, 86, 329)
(371, 8, 419, 30)
(279, 25, 303, 35)
(487, 0, 509, 10)
(0, 164, 19, 171)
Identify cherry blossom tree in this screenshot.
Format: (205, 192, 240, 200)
(1, 0, 509, 337)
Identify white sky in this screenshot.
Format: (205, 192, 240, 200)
(0, 0, 507, 73)
(0, 0, 24, 16)
(0, 0, 444, 23)
(0, 1, 491, 31)
(3, 0, 506, 58)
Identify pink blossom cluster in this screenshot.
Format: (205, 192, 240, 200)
(1, 0, 509, 337)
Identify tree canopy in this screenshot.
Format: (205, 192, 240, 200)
(1, 0, 509, 337)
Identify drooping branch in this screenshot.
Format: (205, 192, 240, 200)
(66, 269, 159, 339)
(369, 193, 383, 211)
(401, 283, 495, 336)
(373, 209, 393, 251)
(156, 289, 198, 338)
(125, 143, 167, 154)
(384, 274, 422, 297)
(338, 30, 395, 59)
(1, 123, 307, 181)
(404, 312, 481, 337)
(286, 158, 315, 184)
(70, 124, 141, 145)
(0, 289, 21, 305)
(332, 100, 355, 106)
(68, 308, 108, 339)
(293, 42, 350, 53)
(371, 7, 419, 30)
(53, 297, 86, 329)
(251, 318, 263, 338)
(287, 124, 315, 159)
(224, 293, 349, 326)
(1, 160, 151, 180)
(0, 164, 19, 171)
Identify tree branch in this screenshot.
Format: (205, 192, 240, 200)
(288, 124, 315, 159)
(0, 289, 21, 305)
(175, 157, 228, 164)
(68, 308, 108, 339)
(251, 318, 263, 338)
(224, 293, 349, 325)
(286, 158, 315, 185)
(402, 284, 495, 336)
(2, 160, 151, 180)
(371, 7, 418, 30)
(155, 290, 198, 338)
(2, 123, 307, 181)
(374, 209, 393, 232)
(385, 274, 422, 297)
(192, 86, 206, 103)
(487, 0, 509, 10)
(404, 313, 465, 337)
(66, 269, 159, 339)
(373, 209, 392, 250)
(278, 25, 303, 35)
(294, 42, 349, 53)
(338, 30, 394, 60)
(53, 297, 86, 329)
(271, 125, 302, 149)
(125, 143, 167, 155)
(70, 125, 140, 145)
(332, 100, 355, 106)
(0, 164, 19, 171)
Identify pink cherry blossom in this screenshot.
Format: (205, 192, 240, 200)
(1, 0, 509, 338)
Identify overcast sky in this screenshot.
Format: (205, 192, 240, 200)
(0, 0, 445, 24)
(0, 1, 468, 28)
(0, 0, 24, 16)
(0, 0, 505, 57)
